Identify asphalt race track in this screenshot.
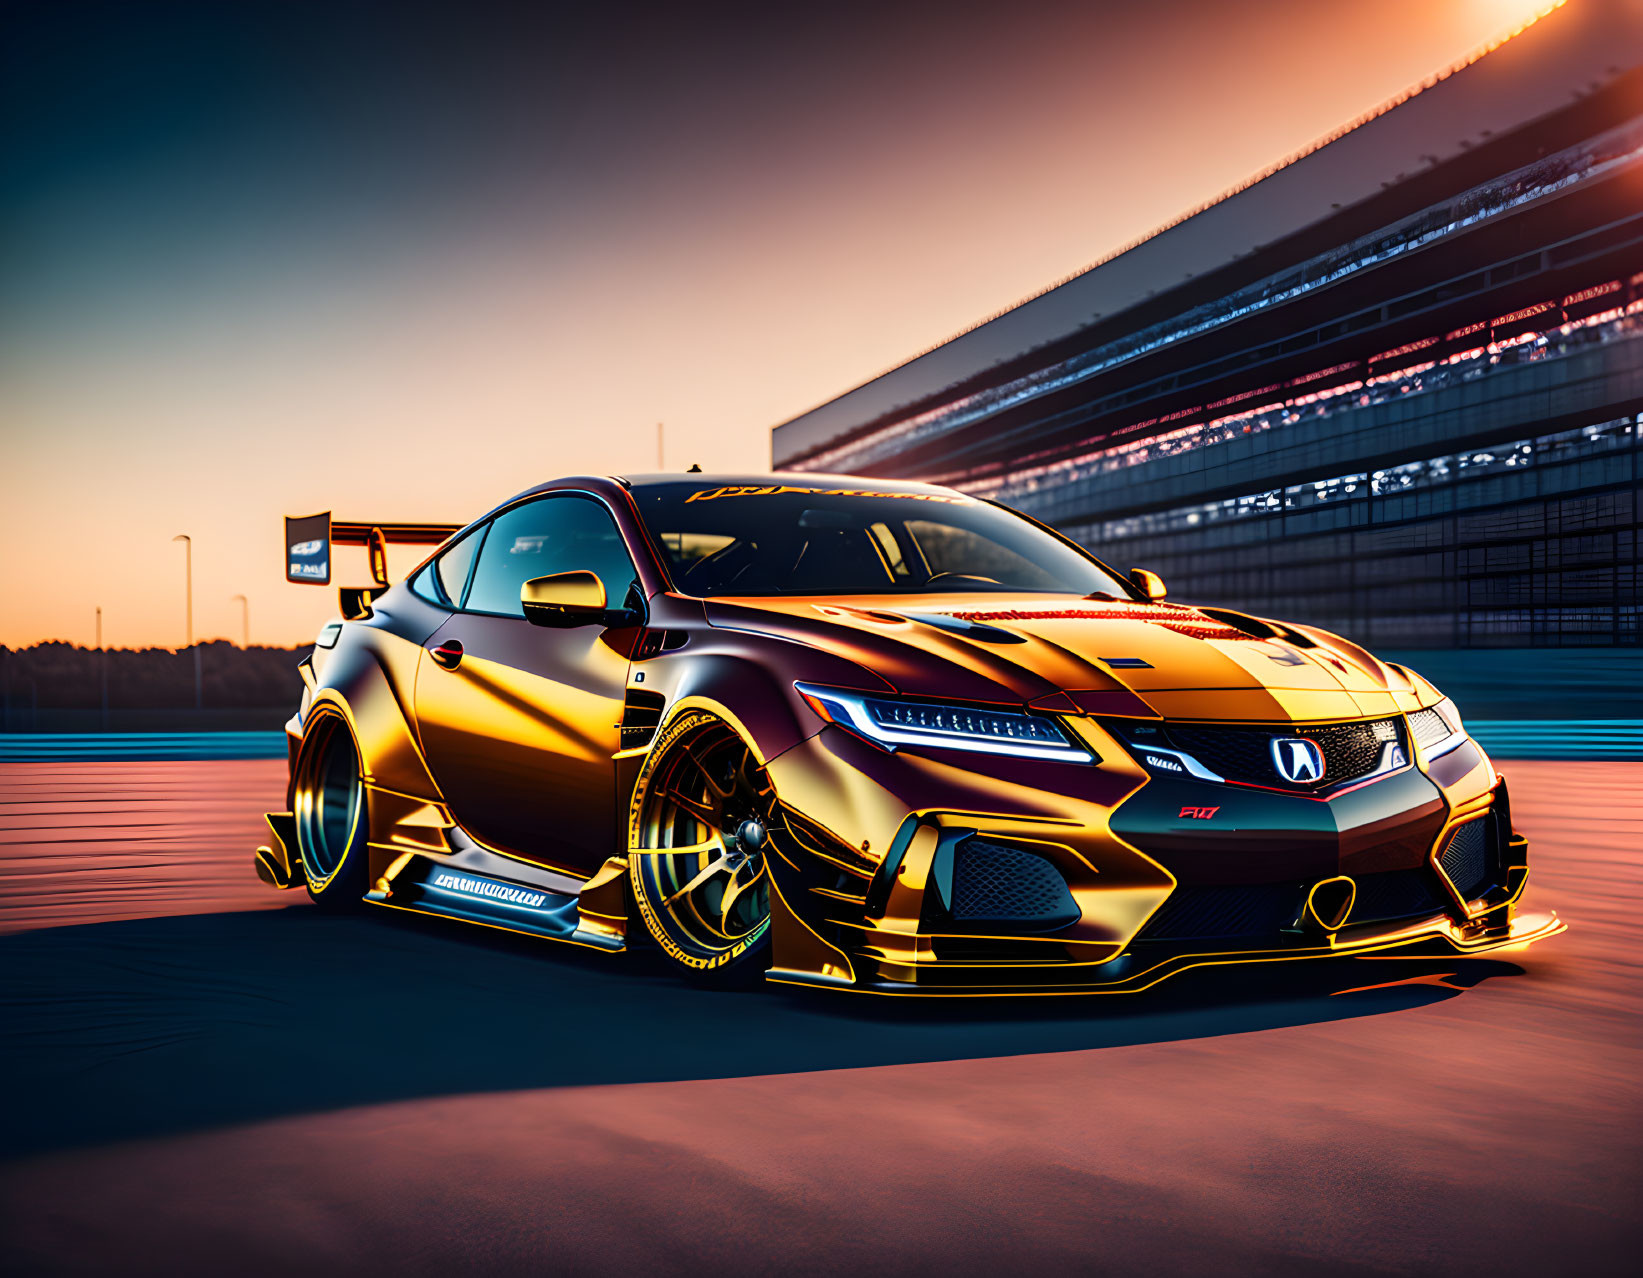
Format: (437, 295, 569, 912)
(0, 760, 1638, 1277)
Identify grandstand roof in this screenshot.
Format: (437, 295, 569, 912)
(773, 0, 1643, 467)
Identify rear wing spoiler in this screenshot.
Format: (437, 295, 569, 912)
(286, 512, 462, 617)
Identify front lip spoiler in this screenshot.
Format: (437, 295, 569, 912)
(764, 909, 1565, 997)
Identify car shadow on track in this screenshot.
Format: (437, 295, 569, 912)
(0, 905, 1524, 1158)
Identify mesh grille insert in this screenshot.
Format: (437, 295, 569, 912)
(1408, 709, 1449, 750)
(1438, 821, 1492, 900)
(949, 839, 1079, 927)
(1164, 718, 1400, 789)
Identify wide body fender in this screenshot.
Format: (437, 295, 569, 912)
(295, 607, 450, 885)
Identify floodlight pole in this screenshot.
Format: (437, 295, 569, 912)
(231, 594, 248, 648)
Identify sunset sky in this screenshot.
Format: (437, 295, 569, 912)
(1, 0, 1565, 649)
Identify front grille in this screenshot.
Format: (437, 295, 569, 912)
(1408, 708, 1449, 750)
(1163, 718, 1401, 789)
(948, 839, 1079, 928)
(1438, 821, 1491, 899)
(1349, 869, 1445, 924)
(1137, 883, 1306, 941)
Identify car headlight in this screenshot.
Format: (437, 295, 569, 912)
(1412, 696, 1470, 758)
(795, 683, 1094, 763)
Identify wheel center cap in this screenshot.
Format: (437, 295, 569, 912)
(735, 818, 767, 851)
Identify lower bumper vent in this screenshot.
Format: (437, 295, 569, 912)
(949, 839, 1079, 929)
(1348, 869, 1445, 924)
(1438, 821, 1492, 900)
(1138, 883, 1306, 941)
(1140, 868, 1450, 942)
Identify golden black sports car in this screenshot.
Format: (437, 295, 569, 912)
(254, 473, 1562, 993)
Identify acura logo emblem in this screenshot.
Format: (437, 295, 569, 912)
(1272, 737, 1326, 784)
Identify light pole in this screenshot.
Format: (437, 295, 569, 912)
(172, 535, 193, 647)
(96, 606, 108, 731)
(231, 594, 249, 648)
(172, 534, 200, 710)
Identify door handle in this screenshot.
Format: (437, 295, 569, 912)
(429, 639, 464, 669)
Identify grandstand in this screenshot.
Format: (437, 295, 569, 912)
(773, 1, 1643, 648)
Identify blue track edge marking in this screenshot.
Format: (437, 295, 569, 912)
(1, 722, 1641, 762)
(0, 732, 289, 761)
(1467, 720, 1643, 760)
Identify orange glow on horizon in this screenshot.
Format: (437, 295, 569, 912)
(0, 0, 1600, 648)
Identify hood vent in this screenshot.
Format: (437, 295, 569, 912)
(901, 612, 1025, 644)
(1194, 608, 1281, 639)
(1195, 608, 1320, 649)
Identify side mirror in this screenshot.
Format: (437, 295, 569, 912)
(522, 572, 643, 628)
(1128, 568, 1167, 602)
(522, 571, 608, 627)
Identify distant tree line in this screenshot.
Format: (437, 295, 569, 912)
(1, 642, 305, 719)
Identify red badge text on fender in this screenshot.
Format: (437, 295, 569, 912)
(1179, 805, 1220, 820)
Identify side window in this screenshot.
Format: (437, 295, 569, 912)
(427, 529, 484, 607)
(409, 530, 483, 606)
(464, 496, 639, 618)
(408, 562, 442, 605)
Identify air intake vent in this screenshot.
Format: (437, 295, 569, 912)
(1438, 821, 1491, 900)
(1137, 883, 1306, 940)
(1348, 868, 1444, 924)
(633, 630, 689, 660)
(949, 839, 1079, 930)
(620, 689, 667, 749)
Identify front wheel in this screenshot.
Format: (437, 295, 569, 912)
(628, 711, 775, 985)
(292, 711, 370, 910)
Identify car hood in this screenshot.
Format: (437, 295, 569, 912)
(703, 593, 1429, 722)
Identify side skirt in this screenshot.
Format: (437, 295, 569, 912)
(364, 838, 625, 952)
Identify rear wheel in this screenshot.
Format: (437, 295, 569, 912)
(293, 711, 369, 909)
(628, 711, 775, 984)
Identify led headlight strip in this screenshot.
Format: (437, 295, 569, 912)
(795, 683, 1093, 763)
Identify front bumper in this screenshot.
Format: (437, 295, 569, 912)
(761, 721, 1561, 995)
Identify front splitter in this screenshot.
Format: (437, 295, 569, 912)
(764, 909, 1564, 997)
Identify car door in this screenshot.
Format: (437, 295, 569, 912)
(412, 492, 642, 876)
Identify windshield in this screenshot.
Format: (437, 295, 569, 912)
(631, 482, 1132, 598)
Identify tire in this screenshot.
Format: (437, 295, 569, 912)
(292, 711, 370, 910)
(628, 711, 775, 985)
